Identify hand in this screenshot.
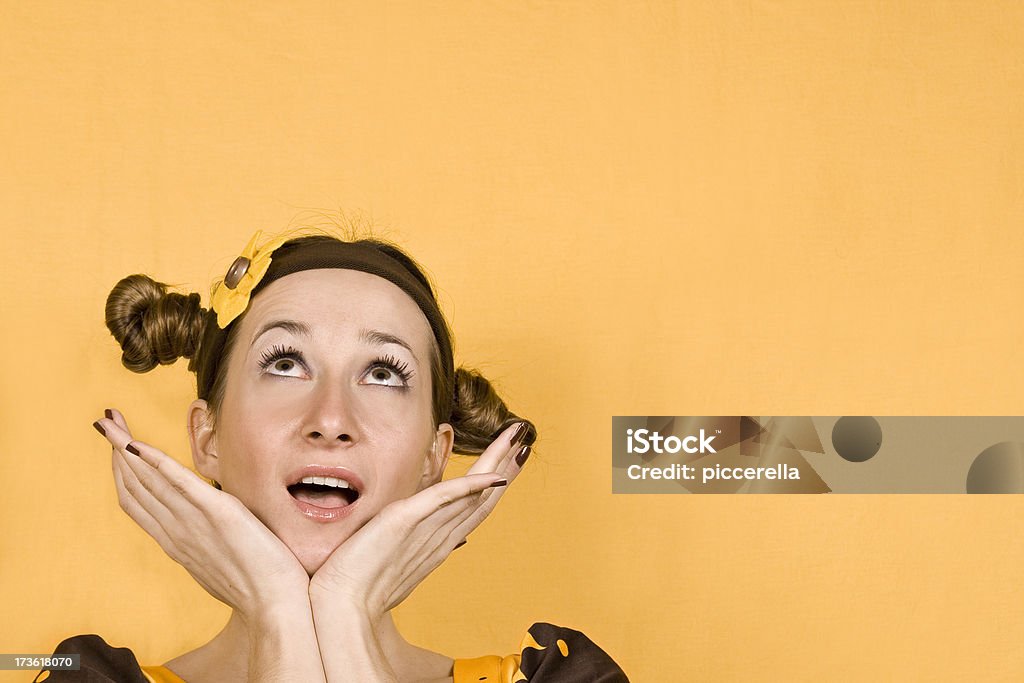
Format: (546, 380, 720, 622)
(308, 421, 531, 619)
(92, 409, 312, 623)
(305, 422, 530, 682)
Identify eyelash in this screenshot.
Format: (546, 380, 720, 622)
(256, 344, 415, 385)
(258, 344, 303, 372)
(372, 353, 415, 384)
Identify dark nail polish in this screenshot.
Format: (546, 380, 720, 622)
(125, 442, 140, 456)
(515, 444, 531, 467)
(511, 422, 527, 446)
(92, 421, 106, 436)
(488, 479, 508, 488)
(454, 540, 467, 550)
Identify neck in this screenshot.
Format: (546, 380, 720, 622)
(167, 608, 453, 683)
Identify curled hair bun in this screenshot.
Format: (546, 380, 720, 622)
(105, 274, 205, 373)
(450, 367, 537, 455)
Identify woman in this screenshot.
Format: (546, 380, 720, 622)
(37, 230, 628, 682)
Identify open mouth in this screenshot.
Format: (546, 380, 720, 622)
(287, 476, 361, 509)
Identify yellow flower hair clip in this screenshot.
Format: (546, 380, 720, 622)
(210, 230, 294, 328)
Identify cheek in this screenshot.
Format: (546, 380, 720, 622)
(214, 400, 281, 492)
(358, 387, 437, 488)
(372, 427, 436, 498)
(345, 384, 436, 447)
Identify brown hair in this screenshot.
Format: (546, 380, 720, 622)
(104, 235, 536, 459)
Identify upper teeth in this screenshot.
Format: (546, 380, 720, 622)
(300, 476, 353, 489)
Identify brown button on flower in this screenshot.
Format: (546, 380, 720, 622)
(224, 256, 251, 289)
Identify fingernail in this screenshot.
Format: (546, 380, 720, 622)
(125, 442, 140, 456)
(92, 421, 106, 436)
(515, 444, 531, 467)
(488, 479, 508, 488)
(104, 409, 113, 420)
(454, 540, 467, 550)
(511, 422, 527, 446)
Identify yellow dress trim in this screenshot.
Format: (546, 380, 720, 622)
(453, 654, 526, 683)
(141, 664, 187, 683)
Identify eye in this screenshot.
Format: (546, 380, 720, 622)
(258, 344, 308, 378)
(363, 354, 414, 387)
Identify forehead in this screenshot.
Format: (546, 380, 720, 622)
(240, 269, 433, 350)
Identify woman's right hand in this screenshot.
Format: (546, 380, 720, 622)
(92, 409, 312, 624)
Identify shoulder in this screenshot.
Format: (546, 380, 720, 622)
(454, 622, 629, 683)
(33, 634, 149, 683)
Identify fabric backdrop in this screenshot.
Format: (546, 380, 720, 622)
(2, 2, 1023, 681)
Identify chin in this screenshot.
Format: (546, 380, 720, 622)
(287, 533, 349, 577)
(301, 555, 329, 577)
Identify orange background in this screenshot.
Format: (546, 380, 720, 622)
(2, 2, 1023, 681)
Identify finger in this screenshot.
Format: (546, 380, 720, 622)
(469, 441, 530, 513)
(95, 416, 146, 456)
(104, 408, 131, 434)
(97, 418, 217, 515)
(111, 449, 179, 555)
(465, 422, 529, 476)
(449, 481, 508, 541)
(101, 419, 177, 531)
(376, 472, 504, 539)
(434, 478, 508, 546)
(372, 473, 503, 557)
(100, 409, 135, 466)
(403, 465, 521, 547)
(487, 440, 531, 486)
(111, 445, 195, 568)
(100, 405, 130, 432)
(423, 465, 521, 558)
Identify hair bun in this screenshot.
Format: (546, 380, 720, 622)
(450, 366, 536, 455)
(105, 274, 205, 373)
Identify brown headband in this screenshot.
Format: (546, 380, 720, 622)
(193, 236, 455, 422)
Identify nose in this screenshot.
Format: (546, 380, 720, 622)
(302, 379, 358, 445)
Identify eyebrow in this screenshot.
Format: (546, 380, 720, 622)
(249, 319, 419, 362)
(359, 329, 419, 362)
(251, 320, 312, 346)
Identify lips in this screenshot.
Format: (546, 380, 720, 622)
(285, 465, 365, 522)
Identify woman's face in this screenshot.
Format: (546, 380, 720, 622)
(188, 269, 451, 575)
